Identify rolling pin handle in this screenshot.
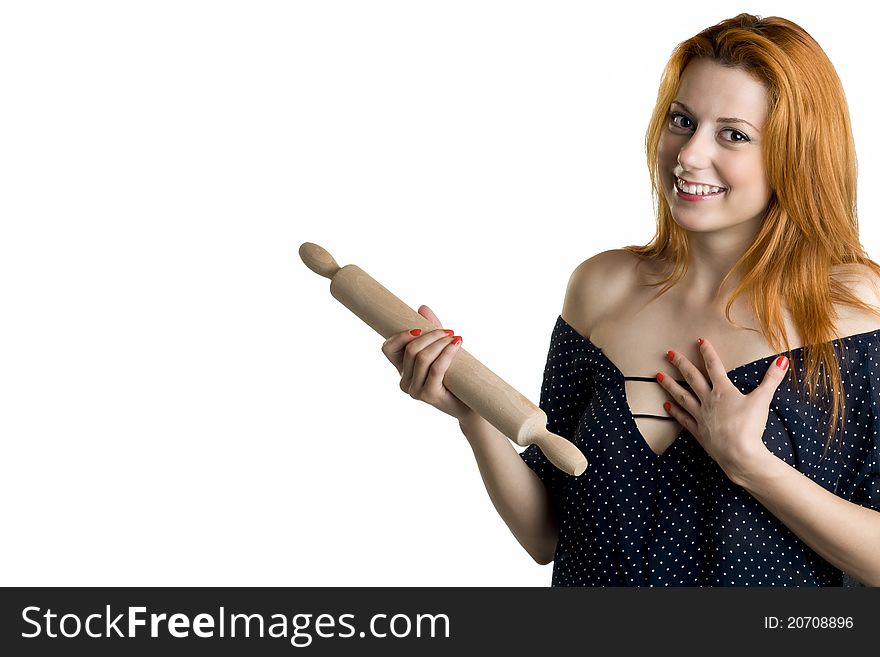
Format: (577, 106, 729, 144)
(530, 430, 588, 476)
(299, 242, 341, 279)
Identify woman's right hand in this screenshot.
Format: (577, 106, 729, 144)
(380, 304, 474, 421)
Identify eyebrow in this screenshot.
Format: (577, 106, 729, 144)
(671, 100, 761, 133)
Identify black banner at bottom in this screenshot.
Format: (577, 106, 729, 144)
(1, 587, 874, 655)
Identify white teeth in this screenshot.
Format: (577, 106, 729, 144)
(675, 177, 725, 195)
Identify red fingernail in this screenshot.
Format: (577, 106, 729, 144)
(451, 336, 462, 346)
(664, 401, 672, 412)
(697, 338, 704, 346)
(666, 350, 675, 361)
(410, 329, 422, 336)
(656, 372, 664, 382)
(776, 355, 789, 370)
(444, 329, 454, 336)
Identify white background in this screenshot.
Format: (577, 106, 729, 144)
(2, 1, 877, 586)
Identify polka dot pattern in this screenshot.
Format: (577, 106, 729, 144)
(520, 315, 880, 586)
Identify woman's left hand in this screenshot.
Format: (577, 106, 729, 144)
(657, 337, 788, 484)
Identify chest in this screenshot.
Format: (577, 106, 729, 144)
(586, 296, 802, 456)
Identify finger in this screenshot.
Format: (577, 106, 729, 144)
(400, 328, 454, 393)
(663, 399, 699, 436)
(697, 337, 735, 392)
(664, 349, 711, 405)
(657, 369, 702, 418)
(752, 353, 789, 406)
(418, 304, 444, 329)
(382, 327, 431, 372)
(423, 335, 463, 393)
(405, 331, 457, 397)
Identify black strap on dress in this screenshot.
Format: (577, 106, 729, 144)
(623, 375, 690, 421)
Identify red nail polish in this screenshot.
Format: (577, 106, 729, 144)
(663, 401, 672, 412)
(410, 329, 422, 336)
(451, 336, 462, 346)
(776, 355, 789, 369)
(443, 329, 454, 336)
(656, 372, 664, 382)
(666, 350, 676, 361)
(697, 338, 704, 346)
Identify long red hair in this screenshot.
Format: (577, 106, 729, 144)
(625, 13, 880, 456)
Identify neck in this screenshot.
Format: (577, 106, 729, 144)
(676, 220, 762, 307)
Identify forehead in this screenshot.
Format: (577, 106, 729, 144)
(676, 58, 769, 124)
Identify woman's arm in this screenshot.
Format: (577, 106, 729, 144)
(734, 454, 880, 587)
(459, 410, 559, 565)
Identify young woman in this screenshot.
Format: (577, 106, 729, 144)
(380, 14, 880, 586)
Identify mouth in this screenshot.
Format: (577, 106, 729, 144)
(673, 175, 727, 201)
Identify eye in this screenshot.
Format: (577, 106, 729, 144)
(668, 111, 693, 130)
(668, 111, 751, 143)
(721, 128, 750, 143)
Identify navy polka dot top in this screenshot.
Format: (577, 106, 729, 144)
(519, 315, 880, 586)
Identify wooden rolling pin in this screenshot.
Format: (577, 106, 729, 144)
(299, 242, 587, 476)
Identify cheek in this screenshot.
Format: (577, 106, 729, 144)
(725, 160, 770, 197)
(657, 134, 675, 166)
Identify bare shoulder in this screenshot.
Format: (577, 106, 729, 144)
(831, 263, 880, 298)
(830, 263, 880, 334)
(561, 249, 643, 339)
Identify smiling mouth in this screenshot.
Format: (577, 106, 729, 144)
(673, 174, 727, 196)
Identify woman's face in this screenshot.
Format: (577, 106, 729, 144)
(658, 58, 772, 234)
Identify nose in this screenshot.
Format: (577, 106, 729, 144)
(676, 127, 715, 171)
